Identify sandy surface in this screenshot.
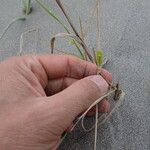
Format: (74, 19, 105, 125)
(0, 0, 150, 149)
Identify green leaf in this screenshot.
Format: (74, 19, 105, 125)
(69, 39, 75, 45)
(68, 39, 80, 47)
(96, 50, 104, 65)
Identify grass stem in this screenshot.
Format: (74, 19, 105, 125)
(36, 0, 69, 33)
(0, 17, 26, 41)
(55, 0, 94, 62)
(94, 104, 98, 150)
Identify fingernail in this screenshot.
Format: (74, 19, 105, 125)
(88, 75, 108, 94)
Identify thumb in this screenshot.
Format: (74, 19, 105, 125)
(46, 75, 109, 128)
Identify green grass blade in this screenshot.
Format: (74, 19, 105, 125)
(23, 0, 32, 15)
(35, 0, 69, 33)
(96, 50, 103, 65)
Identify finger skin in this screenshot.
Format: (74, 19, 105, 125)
(37, 54, 98, 80)
(37, 54, 112, 82)
(45, 77, 77, 96)
(100, 69, 112, 84)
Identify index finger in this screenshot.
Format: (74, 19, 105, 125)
(37, 54, 98, 79)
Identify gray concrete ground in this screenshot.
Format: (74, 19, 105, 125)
(0, 0, 150, 149)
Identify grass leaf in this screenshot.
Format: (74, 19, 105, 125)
(69, 39, 76, 45)
(96, 50, 103, 65)
(23, 0, 32, 15)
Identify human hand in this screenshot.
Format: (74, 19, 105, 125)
(0, 55, 112, 150)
